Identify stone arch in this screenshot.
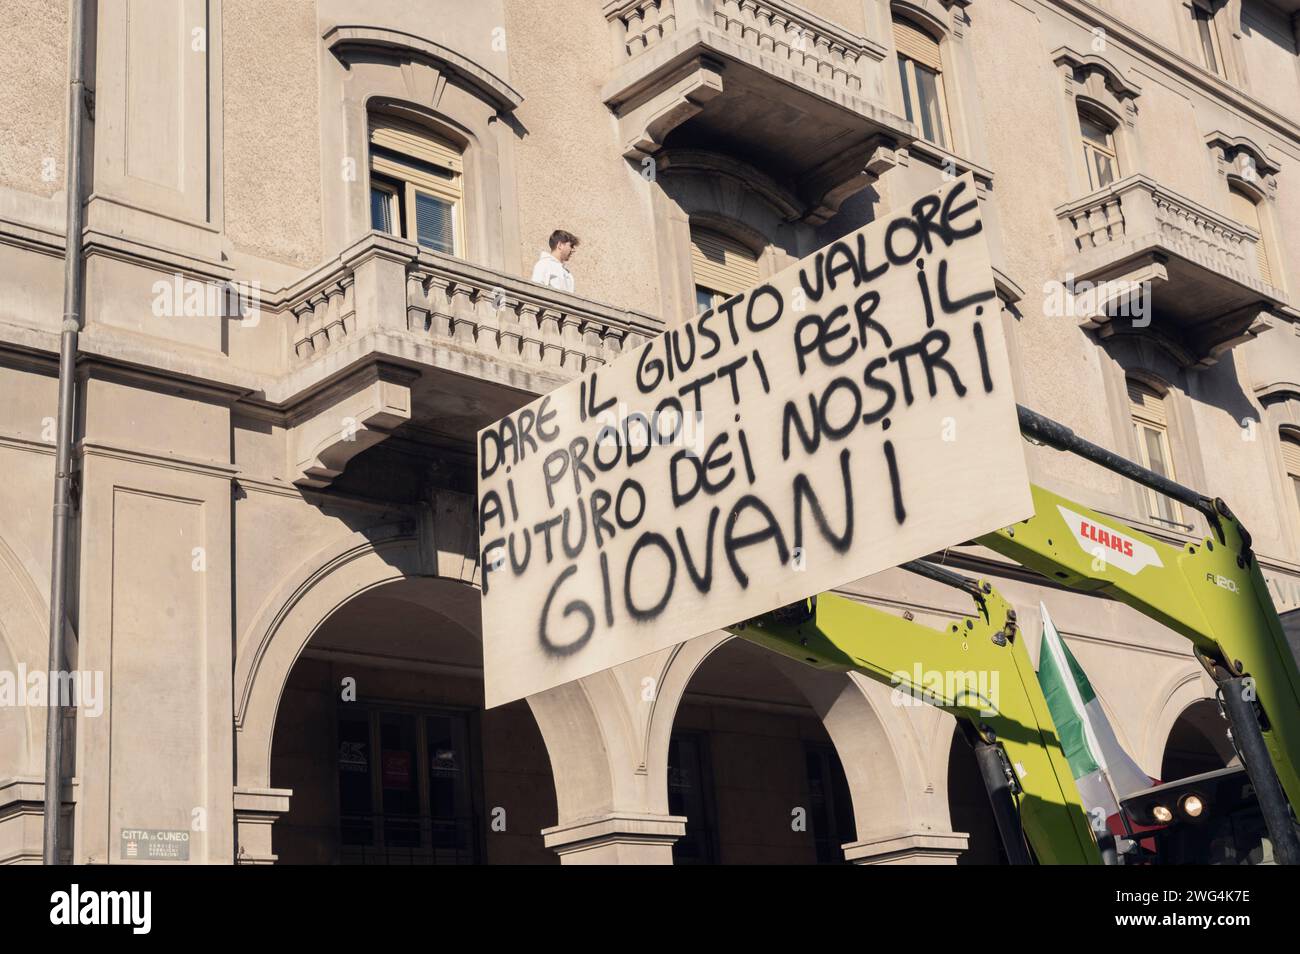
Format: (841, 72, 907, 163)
(642, 631, 938, 861)
(1142, 664, 1220, 777)
(0, 533, 55, 779)
(1161, 697, 1235, 780)
(525, 670, 642, 823)
(234, 516, 478, 792)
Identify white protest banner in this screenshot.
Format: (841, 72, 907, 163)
(478, 174, 1032, 706)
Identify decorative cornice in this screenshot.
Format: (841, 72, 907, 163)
(1042, 0, 1300, 147)
(324, 25, 522, 113)
(1052, 45, 1142, 99)
(1205, 130, 1283, 179)
(78, 440, 239, 478)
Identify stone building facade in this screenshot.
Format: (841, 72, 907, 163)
(1, 0, 1298, 864)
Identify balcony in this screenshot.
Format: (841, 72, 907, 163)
(601, 0, 914, 223)
(271, 233, 661, 488)
(1055, 175, 1296, 367)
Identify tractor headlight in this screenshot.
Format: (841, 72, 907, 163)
(1181, 794, 1204, 818)
(1152, 804, 1174, 823)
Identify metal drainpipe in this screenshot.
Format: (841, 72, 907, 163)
(44, 0, 87, 866)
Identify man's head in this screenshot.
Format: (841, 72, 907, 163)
(549, 229, 579, 263)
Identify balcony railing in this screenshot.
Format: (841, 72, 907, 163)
(601, 0, 905, 223)
(1055, 175, 1292, 366)
(1058, 175, 1258, 284)
(270, 234, 663, 488)
(608, 0, 872, 92)
(282, 234, 661, 378)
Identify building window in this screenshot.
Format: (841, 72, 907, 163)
(1281, 434, 1300, 520)
(691, 226, 760, 313)
(337, 703, 479, 864)
(1191, 3, 1224, 76)
(893, 15, 950, 149)
(1228, 184, 1276, 286)
(1128, 379, 1181, 526)
(804, 744, 855, 864)
(368, 114, 464, 256)
(668, 731, 719, 864)
(1078, 106, 1119, 191)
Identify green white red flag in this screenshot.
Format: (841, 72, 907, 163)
(1036, 602, 1155, 831)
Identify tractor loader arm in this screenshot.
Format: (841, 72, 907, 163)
(726, 569, 1102, 865)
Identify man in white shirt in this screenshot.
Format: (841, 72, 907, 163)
(530, 229, 579, 293)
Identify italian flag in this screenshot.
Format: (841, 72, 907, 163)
(1036, 602, 1154, 830)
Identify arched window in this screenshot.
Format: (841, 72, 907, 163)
(1228, 184, 1275, 286)
(892, 15, 950, 149)
(1128, 378, 1180, 525)
(1281, 432, 1300, 519)
(690, 226, 760, 313)
(368, 114, 465, 256)
(1078, 105, 1119, 191)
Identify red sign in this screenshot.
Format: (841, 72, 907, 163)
(381, 750, 412, 789)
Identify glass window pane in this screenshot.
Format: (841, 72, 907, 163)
(380, 712, 420, 848)
(1142, 426, 1169, 479)
(1093, 151, 1115, 189)
(914, 64, 945, 147)
(415, 192, 455, 254)
(426, 714, 474, 858)
(1082, 145, 1097, 190)
(668, 733, 715, 864)
(1079, 115, 1110, 147)
(696, 286, 717, 314)
(898, 57, 914, 125)
(337, 711, 373, 846)
(1196, 11, 1219, 73)
(1140, 426, 1177, 523)
(804, 745, 854, 864)
(370, 186, 393, 233)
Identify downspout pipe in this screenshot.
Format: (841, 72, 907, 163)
(44, 0, 87, 866)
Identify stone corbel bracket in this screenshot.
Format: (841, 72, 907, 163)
(1076, 255, 1278, 369)
(290, 363, 416, 489)
(799, 133, 900, 225)
(611, 55, 725, 162)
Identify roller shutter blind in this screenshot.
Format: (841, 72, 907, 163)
(1229, 186, 1275, 286)
(1128, 379, 1168, 428)
(893, 17, 942, 71)
(369, 115, 463, 174)
(691, 227, 760, 297)
(1282, 434, 1300, 478)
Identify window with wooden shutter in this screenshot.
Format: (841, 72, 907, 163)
(691, 227, 760, 312)
(1229, 185, 1275, 286)
(368, 114, 465, 257)
(893, 16, 949, 148)
(893, 17, 941, 70)
(1128, 379, 1180, 525)
(1282, 434, 1300, 518)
